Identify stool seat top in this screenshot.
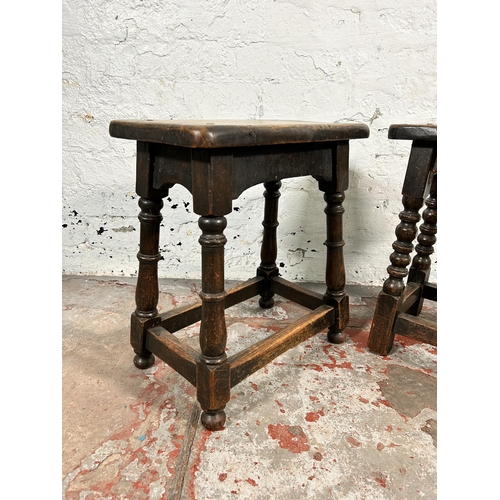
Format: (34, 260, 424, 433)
(109, 119, 369, 148)
(388, 124, 437, 141)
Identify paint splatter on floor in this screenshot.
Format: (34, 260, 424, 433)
(63, 278, 437, 499)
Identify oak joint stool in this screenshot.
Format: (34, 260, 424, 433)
(368, 124, 437, 356)
(109, 120, 369, 430)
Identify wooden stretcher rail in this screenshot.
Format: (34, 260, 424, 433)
(397, 282, 421, 313)
(228, 304, 334, 388)
(159, 276, 264, 332)
(393, 313, 437, 346)
(146, 326, 198, 386)
(272, 277, 325, 310)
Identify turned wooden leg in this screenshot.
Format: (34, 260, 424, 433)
(407, 171, 437, 316)
(367, 195, 423, 355)
(131, 197, 164, 369)
(197, 216, 230, 431)
(257, 180, 281, 308)
(322, 190, 349, 344)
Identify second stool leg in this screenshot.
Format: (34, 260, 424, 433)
(407, 172, 437, 316)
(257, 180, 281, 308)
(367, 195, 422, 355)
(322, 190, 349, 344)
(197, 216, 231, 431)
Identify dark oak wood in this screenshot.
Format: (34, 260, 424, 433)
(389, 124, 437, 142)
(197, 215, 230, 430)
(131, 197, 164, 369)
(368, 124, 437, 356)
(110, 119, 369, 148)
(158, 276, 264, 333)
(273, 277, 324, 310)
(257, 180, 281, 308)
(109, 119, 369, 430)
(146, 326, 198, 386)
(228, 305, 335, 388)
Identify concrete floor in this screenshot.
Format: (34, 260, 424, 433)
(62, 276, 437, 500)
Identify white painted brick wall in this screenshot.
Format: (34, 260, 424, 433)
(62, 0, 437, 286)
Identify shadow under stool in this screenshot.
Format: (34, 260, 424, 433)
(109, 119, 369, 430)
(368, 124, 437, 356)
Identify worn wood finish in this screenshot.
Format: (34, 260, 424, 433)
(389, 124, 437, 142)
(228, 305, 335, 388)
(109, 119, 369, 430)
(146, 326, 198, 386)
(407, 170, 437, 315)
(231, 143, 335, 199)
(393, 313, 437, 346)
(272, 277, 325, 310)
(158, 277, 265, 333)
(368, 124, 437, 356)
(197, 215, 230, 430)
(316, 142, 350, 344)
(151, 142, 339, 206)
(131, 197, 164, 369)
(109, 119, 369, 148)
(257, 180, 281, 308)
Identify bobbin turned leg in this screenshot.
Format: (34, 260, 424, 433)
(197, 216, 231, 431)
(320, 188, 349, 344)
(367, 195, 423, 355)
(257, 180, 281, 308)
(131, 197, 164, 369)
(407, 172, 437, 316)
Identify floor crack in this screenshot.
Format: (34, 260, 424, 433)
(167, 401, 201, 500)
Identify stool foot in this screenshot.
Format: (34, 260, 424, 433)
(133, 352, 155, 369)
(258, 296, 274, 309)
(201, 408, 226, 431)
(327, 329, 346, 344)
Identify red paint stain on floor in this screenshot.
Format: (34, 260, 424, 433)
(372, 398, 392, 409)
(346, 435, 363, 448)
(307, 363, 324, 372)
(394, 334, 423, 348)
(274, 400, 286, 413)
(374, 472, 388, 488)
(321, 346, 353, 370)
(185, 430, 211, 500)
(166, 433, 184, 476)
(346, 328, 370, 349)
(335, 349, 348, 359)
(305, 409, 325, 422)
(336, 361, 353, 369)
(267, 424, 310, 453)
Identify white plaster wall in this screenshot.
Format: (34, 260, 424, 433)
(62, 0, 437, 285)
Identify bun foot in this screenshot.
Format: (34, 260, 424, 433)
(327, 329, 346, 344)
(259, 296, 274, 309)
(201, 409, 226, 431)
(133, 352, 155, 369)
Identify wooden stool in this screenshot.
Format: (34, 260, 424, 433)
(109, 120, 369, 430)
(368, 124, 437, 356)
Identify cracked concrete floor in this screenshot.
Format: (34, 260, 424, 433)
(62, 276, 437, 499)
